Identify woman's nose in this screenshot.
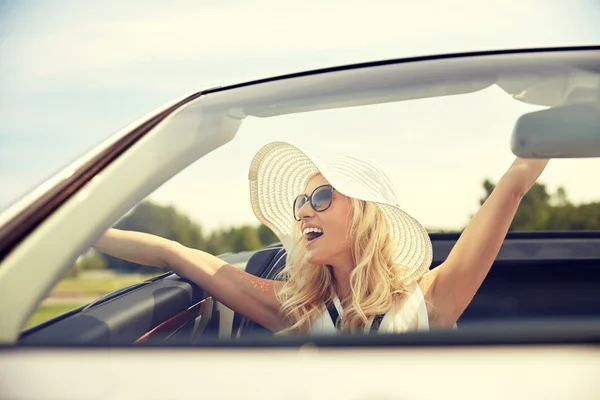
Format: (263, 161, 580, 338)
(296, 200, 315, 219)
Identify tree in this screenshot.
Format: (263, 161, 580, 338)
(205, 231, 231, 255)
(555, 187, 569, 207)
(232, 226, 263, 252)
(66, 250, 107, 278)
(115, 202, 206, 249)
(78, 250, 107, 270)
(204, 224, 278, 255)
(257, 224, 279, 246)
(102, 202, 205, 273)
(477, 179, 600, 231)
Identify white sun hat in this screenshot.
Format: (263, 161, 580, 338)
(248, 141, 433, 285)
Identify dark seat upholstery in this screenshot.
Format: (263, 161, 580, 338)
(231, 244, 287, 338)
(232, 235, 600, 338)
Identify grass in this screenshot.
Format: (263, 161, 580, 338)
(24, 272, 160, 330)
(25, 303, 84, 329)
(50, 274, 158, 296)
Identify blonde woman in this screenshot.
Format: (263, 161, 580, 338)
(94, 141, 549, 335)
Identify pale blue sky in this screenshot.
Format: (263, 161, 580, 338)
(1, 1, 600, 231)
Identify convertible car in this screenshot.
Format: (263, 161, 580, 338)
(1, 45, 599, 399)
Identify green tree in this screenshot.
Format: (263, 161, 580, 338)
(232, 226, 263, 252)
(78, 251, 107, 270)
(546, 203, 600, 230)
(555, 187, 569, 207)
(205, 230, 232, 255)
(478, 180, 600, 231)
(66, 250, 107, 277)
(116, 202, 205, 249)
(257, 224, 279, 246)
(102, 202, 205, 273)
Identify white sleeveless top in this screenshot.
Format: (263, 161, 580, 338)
(309, 283, 430, 335)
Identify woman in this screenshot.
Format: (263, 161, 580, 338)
(94, 141, 549, 335)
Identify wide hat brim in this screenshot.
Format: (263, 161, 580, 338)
(248, 141, 433, 285)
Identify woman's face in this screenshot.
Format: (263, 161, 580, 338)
(295, 174, 354, 268)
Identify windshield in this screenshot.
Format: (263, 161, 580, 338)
(20, 49, 600, 344)
(155, 51, 600, 235)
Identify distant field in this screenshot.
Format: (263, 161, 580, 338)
(25, 303, 83, 329)
(25, 266, 247, 331)
(25, 273, 159, 330)
(51, 274, 158, 296)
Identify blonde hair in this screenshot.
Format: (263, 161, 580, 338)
(275, 195, 412, 334)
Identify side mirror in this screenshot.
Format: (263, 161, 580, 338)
(511, 103, 600, 158)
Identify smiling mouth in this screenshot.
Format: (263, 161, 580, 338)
(303, 228, 324, 242)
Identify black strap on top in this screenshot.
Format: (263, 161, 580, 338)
(369, 313, 385, 334)
(327, 302, 341, 330)
(327, 301, 385, 335)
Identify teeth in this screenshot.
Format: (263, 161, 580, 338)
(303, 227, 323, 236)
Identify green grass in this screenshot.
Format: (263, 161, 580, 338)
(25, 303, 84, 329)
(24, 273, 161, 330)
(51, 274, 159, 296)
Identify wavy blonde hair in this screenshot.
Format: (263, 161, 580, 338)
(275, 194, 413, 334)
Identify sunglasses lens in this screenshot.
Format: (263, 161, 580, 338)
(311, 186, 333, 211)
(293, 195, 308, 220)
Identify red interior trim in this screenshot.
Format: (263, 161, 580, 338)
(135, 300, 205, 344)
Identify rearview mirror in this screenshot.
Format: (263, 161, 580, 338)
(511, 103, 600, 158)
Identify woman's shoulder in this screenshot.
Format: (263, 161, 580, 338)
(308, 284, 430, 336)
(307, 284, 459, 336)
(380, 283, 430, 333)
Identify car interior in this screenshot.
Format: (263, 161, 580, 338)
(7, 47, 600, 350)
(19, 230, 600, 345)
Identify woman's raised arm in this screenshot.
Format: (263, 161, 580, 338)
(419, 157, 550, 327)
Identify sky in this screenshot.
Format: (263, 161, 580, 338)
(1, 0, 600, 232)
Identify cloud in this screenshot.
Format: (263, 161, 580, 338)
(4, 0, 599, 79)
(1, 0, 600, 227)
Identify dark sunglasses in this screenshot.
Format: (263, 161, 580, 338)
(293, 184, 335, 221)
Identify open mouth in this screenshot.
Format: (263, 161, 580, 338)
(303, 227, 324, 242)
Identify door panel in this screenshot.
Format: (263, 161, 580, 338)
(20, 275, 205, 345)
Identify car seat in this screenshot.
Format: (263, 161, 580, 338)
(231, 244, 287, 338)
